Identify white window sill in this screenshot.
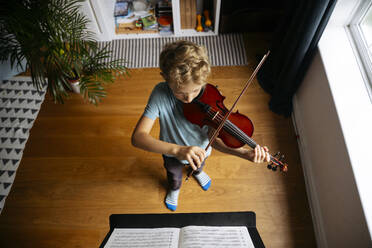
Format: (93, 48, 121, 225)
(318, 20, 372, 236)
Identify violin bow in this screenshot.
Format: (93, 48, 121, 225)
(186, 50, 271, 181)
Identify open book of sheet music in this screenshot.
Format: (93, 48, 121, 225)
(104, 225, 255, 248)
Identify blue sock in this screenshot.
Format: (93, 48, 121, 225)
(164, 189, 180, 211)
(193, 171, 211, 191)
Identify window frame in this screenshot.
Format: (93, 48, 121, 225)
(347, 0, 372, 102)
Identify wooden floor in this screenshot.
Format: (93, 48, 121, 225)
(0, 60, 316, 247)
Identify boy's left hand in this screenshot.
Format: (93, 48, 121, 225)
(244, 145, 270, 163)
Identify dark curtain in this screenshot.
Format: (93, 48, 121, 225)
(257, 0, 337, 117)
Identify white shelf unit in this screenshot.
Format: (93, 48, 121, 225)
(172, 0, 221, 37)
(83, 0, 221, 41)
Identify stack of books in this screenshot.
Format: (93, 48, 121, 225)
(114, 0, 159, 34)
(114, 0, 136, 32)
(155, 0, 172, 35)
(141, 14, 158, 31)
(155, 1, 172, 17)
(158, 15, 172, 35)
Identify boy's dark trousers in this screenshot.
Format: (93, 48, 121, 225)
(162, 155, 206, 190)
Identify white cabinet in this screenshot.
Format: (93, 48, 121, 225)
(80, 0, 221, 41)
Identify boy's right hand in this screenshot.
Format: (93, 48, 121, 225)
(175, 146, 206, 170)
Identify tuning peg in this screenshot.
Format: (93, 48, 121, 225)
(272, 165, 277, 172)
(267, 163, 273, 170)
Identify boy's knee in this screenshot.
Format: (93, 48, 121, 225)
(170, 180, 182, 190)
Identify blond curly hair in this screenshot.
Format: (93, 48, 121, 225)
(159, 40, 211, 87)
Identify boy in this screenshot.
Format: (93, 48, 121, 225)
(131, 40, 270, 211)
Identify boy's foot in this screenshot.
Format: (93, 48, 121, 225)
(193, 171, 211, 191)
(165, 189, 180, 211)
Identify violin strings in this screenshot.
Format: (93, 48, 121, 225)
(206, 109, 256, 148)
(207, 108, 278, 164)
(207, 109, 253, 146)
(207, 109, 254, 146)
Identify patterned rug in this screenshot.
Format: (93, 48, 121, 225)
(98, 33, 248, 68)
(0, 77, 46, 214)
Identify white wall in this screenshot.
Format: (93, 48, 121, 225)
(292, 49, 372, 247)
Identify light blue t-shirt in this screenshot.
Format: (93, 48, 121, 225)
(143, 82, 212, 163)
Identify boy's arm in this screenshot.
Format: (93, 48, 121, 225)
(131, 115, 178, 155)
(131, 115, 206, 170)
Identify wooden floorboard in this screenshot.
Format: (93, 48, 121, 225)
(0, 65, 316, 247)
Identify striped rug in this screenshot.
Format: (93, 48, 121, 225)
(98, 33, 248, 68)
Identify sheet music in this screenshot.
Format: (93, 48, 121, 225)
(104, 228, 180, 248)
(179, 226, 255, 248)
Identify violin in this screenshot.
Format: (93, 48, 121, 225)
(183, 83, 288, 173)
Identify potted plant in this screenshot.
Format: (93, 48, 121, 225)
(0, 0, 128, 105)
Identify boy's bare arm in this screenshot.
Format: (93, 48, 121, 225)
(131, 115, 178, 155)
(131, 115, 205, 170)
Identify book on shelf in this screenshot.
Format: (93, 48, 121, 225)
(143, 24, 158, 31)
(103, 225, 255, 248)
(180, 0, 196, 29)
(141, 14, 157, 28)
(115, 14, 136, 28)
(115, 26, 158, 34)
(114, 1, 130, 17)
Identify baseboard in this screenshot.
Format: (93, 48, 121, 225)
(292, 95, 328, 248)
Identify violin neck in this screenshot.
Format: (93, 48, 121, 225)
(227, 120, 284, 166)
(224, 120, 257, 149)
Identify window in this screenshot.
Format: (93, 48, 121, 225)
(347, 0, 372, 101)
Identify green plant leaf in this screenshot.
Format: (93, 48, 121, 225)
(0, 0, 129, 104)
